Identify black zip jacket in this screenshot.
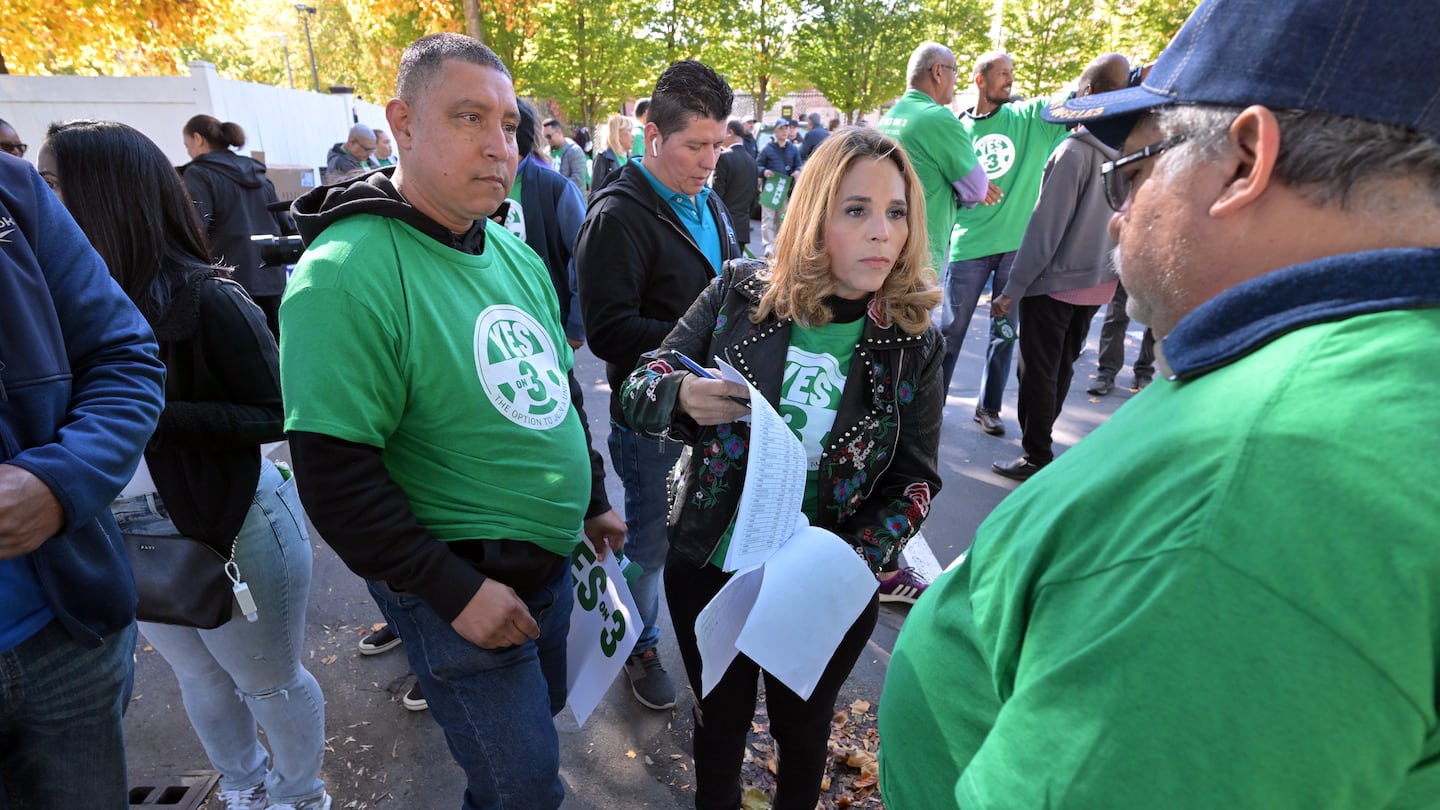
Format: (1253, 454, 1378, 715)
(180, 151, 289, 296)
(286, 170, 611, 621)
(618, 260, 945, 572)
(575, 160, 740, 424)
(147, 274, 283, 552)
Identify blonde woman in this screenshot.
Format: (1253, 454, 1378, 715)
(620, 127, 944, 809)
(589, 113, 635, 195)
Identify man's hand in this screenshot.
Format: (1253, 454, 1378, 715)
(0, 464, 65, 560)
(583, 509, 627, 561)
(678, 374, 751, 425)
(451, 578, 540, 649)
(991, 294, 1013, 318)
(567, 337, 584, 350)
(983, 182, 1005, 206)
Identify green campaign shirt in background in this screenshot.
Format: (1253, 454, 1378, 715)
(877, 90, 978, 277)
(281, 215, 590, 556)
(879, 308, 1440, 809)
(707, 317, 864, 567)
(949, 97, 1069, 262)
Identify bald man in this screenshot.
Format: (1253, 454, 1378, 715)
(324, 123, 378, 182)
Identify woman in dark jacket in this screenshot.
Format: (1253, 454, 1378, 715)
(620, 128, 944, 810)
(181, 114, 288, 340)
(589, 113, 635, 197)
(39, 120, 331, 810)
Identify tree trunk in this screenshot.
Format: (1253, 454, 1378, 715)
(465, 0, 483, 43)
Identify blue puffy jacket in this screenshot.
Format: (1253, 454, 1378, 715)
(0, 154, 165, 647)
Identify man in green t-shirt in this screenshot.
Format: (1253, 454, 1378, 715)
(876, 42, 993, 281)
(280, 33, 624, 810)
(942, 52, 1070, 437)
(879, 1, 1440, 806)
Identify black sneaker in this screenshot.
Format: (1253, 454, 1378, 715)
(402, 680, 427, 712)
(358, 624, 402, 656)
(624, 648, 677, 710)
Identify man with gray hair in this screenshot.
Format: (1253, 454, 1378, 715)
(876, 42, 994, 277)
(880, 1, 1440, 806)
(323, 122, 377, 182)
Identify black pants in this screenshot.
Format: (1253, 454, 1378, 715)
(666, 551, 880, 810)
(1017, 294, 1101, 463)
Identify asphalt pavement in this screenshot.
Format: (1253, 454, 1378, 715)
(124, 251, 1147, 809)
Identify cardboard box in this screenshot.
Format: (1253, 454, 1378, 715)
(266, 164, 322, 202)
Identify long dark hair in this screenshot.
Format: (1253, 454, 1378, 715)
(43, 120, 220, 323)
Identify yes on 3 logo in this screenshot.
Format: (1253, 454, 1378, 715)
(473, 304, 570, 429)
(974, 133, 1017, 180)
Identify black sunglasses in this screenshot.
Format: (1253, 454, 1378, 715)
(0, 141, 27, 158)
(1100, 135, 1185, 212)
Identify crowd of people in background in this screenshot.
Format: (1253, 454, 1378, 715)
(3, 0, 1439, 807)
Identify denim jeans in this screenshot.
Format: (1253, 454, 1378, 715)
(368, 567, 572, 810)
(0, 620, 136, 809)
(607, 422, 684, 654)
(941, 251, 1019, 413)
(113, 459, 327, 806)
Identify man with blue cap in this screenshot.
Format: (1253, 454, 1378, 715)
(877, 1, 1440, 807)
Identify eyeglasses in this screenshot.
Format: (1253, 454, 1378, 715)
(0, 141, 27, 157)
(1100, 135, 1185, 212)
(937, 64, 958, 74)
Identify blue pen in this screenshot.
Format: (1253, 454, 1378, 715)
(673, 352, 750, 408)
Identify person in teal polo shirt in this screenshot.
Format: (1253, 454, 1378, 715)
(943, 52, 1071, 437)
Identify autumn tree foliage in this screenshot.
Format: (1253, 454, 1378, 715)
(2, 0, 1199, 128)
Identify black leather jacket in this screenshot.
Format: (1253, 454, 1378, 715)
(620, 260, 944, 572)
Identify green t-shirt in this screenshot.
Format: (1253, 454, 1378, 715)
(280, 215, 589, 555)
(876, 90, 978, 277)
(631, 129, 646, 158)
(949, 97, 1069, 261)
(708, 317, 864, 567)
(879, 308, 1440, 808)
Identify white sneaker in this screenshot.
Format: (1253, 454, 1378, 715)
(268, 792, 332, 810)
(215, 784, 267, 810)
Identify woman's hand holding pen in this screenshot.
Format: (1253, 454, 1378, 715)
(678, 374, 751, 425)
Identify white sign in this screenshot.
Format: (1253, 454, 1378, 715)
(564, 542, 641, 726)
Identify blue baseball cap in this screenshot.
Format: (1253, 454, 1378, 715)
(1042, 0, 1440, 148)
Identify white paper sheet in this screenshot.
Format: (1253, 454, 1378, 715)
(714, 359, 809, 573)
(564, 544, 641, 726)
(695, 564, 765, 697)
(735, 526, 877, 699)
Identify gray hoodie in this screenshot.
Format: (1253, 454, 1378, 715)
(1002, 129, 1120, 300)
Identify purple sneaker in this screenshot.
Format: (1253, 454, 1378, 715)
(878, 567, 929, 605)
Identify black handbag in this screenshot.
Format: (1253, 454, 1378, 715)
(124, 534, 235, 629)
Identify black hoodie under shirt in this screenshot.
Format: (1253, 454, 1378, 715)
(287, 169, 610, 623)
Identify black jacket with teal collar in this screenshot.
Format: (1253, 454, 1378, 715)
(619, 260, 944, 572)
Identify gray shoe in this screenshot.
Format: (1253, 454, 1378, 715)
(1087, 377, 1115, 396)
(624, 648, 677, 710)
(268, 793, 332, 810)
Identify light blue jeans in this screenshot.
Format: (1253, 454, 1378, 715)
(607, 423, 684, 654)
(112, 459, 326, 806)
(941, 251, 1019, 412)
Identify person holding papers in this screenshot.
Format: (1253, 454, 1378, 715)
(620, 127, 945, 810)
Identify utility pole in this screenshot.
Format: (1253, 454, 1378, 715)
(266, 33, 294, 89)
(295, 4, 320, 92)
